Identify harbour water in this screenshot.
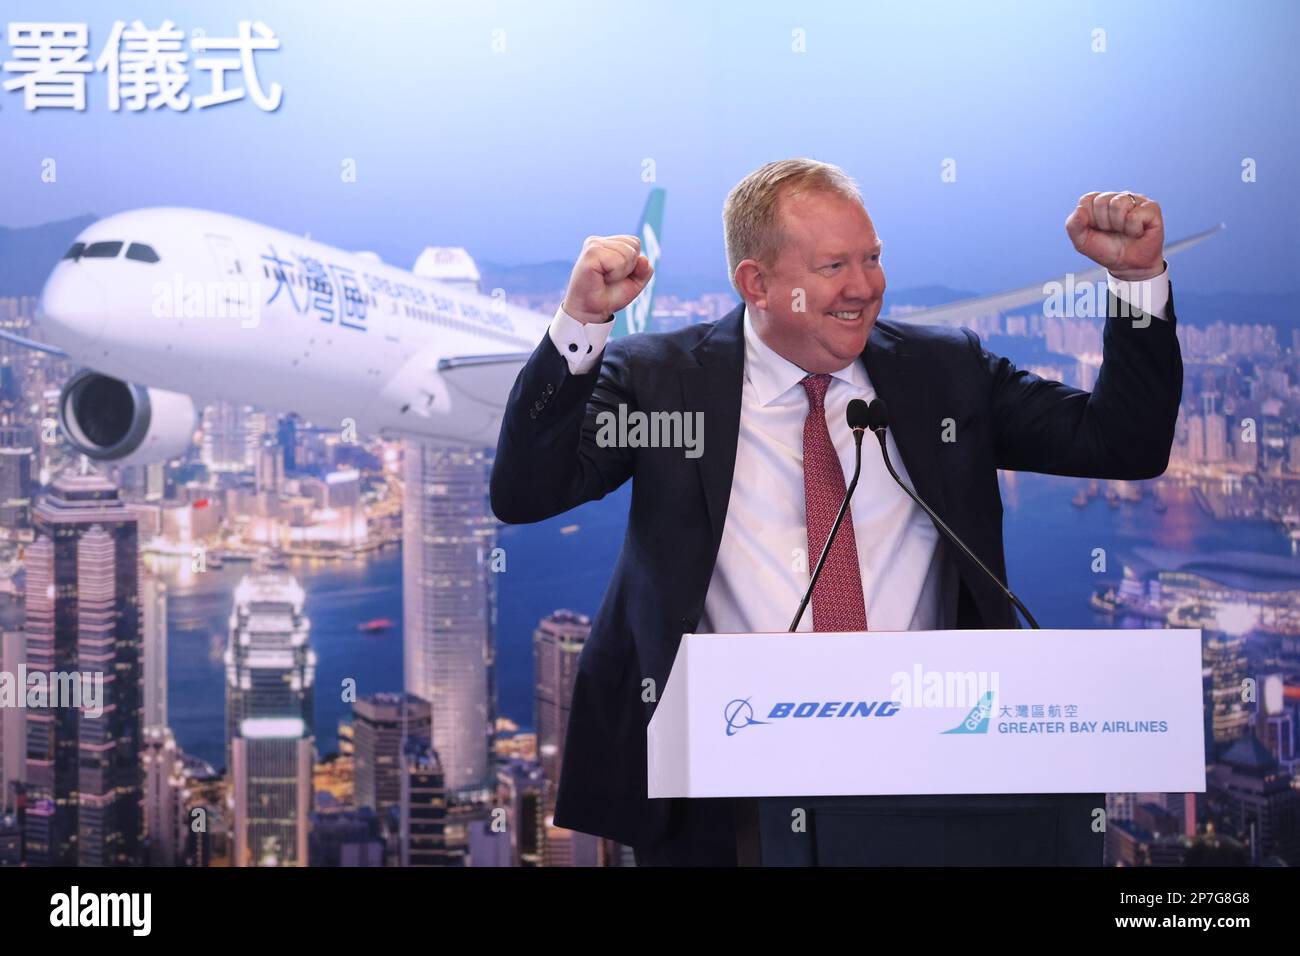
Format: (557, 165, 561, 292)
(160, 473, 1291, 770)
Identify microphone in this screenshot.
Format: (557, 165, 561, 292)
(864, 397, 1039, 629)
(789, 400, 870, 632)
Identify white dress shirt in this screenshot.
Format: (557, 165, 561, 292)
(547, 266, 1171, 634)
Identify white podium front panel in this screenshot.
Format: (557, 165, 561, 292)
(646, 629, 1206, 799)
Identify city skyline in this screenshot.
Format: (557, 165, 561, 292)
(0, 280, 1297, 864)
(0, 0, 1296, 870)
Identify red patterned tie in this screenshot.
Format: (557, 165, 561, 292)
(799, 373, 869, 632)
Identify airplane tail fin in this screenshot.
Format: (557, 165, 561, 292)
(941, 691, 994, 734)
(611, 188, 665, 338)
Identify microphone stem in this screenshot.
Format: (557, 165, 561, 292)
(789, 429, 864, 632)
(873, 429, 1039, 629)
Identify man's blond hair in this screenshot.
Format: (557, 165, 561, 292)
(722, 159, 863, 293)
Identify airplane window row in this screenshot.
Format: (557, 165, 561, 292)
(401, 302, 530, 349)
(62, 241, 161, 263)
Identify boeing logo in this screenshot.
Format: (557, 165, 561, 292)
(725, 698, 901, 735)
(724, 698, 769, 736)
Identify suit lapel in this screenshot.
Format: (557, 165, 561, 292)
(680, 304, 744, 553)
(863, 320, 949, 521)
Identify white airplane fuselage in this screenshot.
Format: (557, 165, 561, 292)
(38, 207, 550, 446)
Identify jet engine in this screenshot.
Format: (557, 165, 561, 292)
(58, 370, 197, 466)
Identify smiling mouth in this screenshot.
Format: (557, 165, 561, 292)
(827, 310, 863, 322)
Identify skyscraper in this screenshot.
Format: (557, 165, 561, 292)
(1186, 413, 1206, 463)
(225, 573, 317, 866)
(1206, 632, 1250, 745)
(402, 442, 497, 800)
(141, 574, 167, 731)
(1204, 415, 1228, 463)
(202, 401, 246, 472)
(24, 471, 144, 866)
(202, 402, 267, 473)
(533, 610, 588, 810)
(399, 738, 462, 866)
(532, 610, 605, 865)
(277, 417, 297, 473)
(0, 629, 25, 813)
(255, 439, 285, 494)
(0, 809, 20, 866)
(144, 461, 166, 502)
(141, 726, 186, 866)
(309, 806, 384, 866)
(352, 692, 432, 817)
(493, 756, 545, 867)
(0, 421, 34, 535)
(1209, 735, 1300, 865)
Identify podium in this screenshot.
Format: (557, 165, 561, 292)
(646, 628, 1206, 866)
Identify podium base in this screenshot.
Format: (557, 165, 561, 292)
(735, 793, 1104, 866)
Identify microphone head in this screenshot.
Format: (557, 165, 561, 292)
(865, 398, 890, 433)
(846, 399, 871, 431)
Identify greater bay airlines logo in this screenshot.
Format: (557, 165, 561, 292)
(941, 691, 994, 734)
(725, 697, 900, 736)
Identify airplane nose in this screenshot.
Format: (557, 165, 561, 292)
(38, 263, 107, 348)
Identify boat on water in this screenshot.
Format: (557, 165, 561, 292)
(358, 617, 394, 634)
(255, 548, 290, 570)
(212, 549, 254, 563)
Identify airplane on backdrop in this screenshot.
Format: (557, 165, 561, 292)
(7, 190, 1218, 466)
(15, 190, 664, 466)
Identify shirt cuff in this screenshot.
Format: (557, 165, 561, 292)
(1107, 260, 1170, 322)
(549, 305, 614, 374)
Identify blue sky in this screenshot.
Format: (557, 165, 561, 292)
(1, 0, 1296, 294)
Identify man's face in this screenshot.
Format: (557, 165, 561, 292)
(746, 189, 886, 373)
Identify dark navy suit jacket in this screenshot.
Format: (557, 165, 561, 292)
(490, 291, 1183, 852)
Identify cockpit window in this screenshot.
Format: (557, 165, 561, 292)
(81, 241, 124, 258)
(125, 242, 160, 263)
(62, 242, 85, 260)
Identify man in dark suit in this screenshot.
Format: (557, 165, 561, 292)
(490, 159, 1183, 866)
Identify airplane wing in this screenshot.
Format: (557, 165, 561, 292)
(376, 348, 532, 443)
(0, 328, 68, 357)
(894, 223, 1224, 326)
(401, 221, 1225, 420)
(437, 352, 532, 408)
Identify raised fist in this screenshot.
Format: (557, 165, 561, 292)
(561, 234, 654, 324)
(1065, 191, 1165, 280)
